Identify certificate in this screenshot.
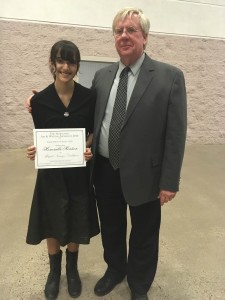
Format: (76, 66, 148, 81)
(33, 128, 86, 169)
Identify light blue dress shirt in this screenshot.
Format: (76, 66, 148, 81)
(98, 53, 145, 158)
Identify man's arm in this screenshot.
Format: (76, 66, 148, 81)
(159, 69, 187, 206)
(160, 69, 187, 190)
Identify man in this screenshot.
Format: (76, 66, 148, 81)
(27, 7, 187, 300)
(90, 7, 187, 300)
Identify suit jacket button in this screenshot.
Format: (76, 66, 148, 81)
(64, 112, 69, 117)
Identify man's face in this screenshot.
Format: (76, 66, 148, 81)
(114, 14, 148, 65)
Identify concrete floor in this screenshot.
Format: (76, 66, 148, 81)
(0, 145, 225, 300)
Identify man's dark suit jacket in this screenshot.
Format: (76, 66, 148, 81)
(91, 54, 187, 207)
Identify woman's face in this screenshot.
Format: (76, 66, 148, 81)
(52, 51, 78, 83)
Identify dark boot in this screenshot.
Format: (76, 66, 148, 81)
(44, 250, 62, 300)
(66, 249, 82, 298)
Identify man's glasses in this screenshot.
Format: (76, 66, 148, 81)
(114, 26, 141, 37)
(55, 57, 77, 66)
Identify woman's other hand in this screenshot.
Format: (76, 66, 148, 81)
(27, 145, 36, 160)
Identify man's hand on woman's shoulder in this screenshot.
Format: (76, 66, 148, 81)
(26, 89, 38, 113)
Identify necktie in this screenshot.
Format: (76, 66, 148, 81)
(108, 67, 130, 170)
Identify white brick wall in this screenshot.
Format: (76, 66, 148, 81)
(0, 20, 225, 149)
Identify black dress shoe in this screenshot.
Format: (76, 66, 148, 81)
(94, 270, 124, 296)
(131, 292, 149, 300)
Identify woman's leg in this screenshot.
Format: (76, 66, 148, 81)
(66, 242, 82, 297)
(47, 238, 61, 254)
(45, 238, 62, 300)
(67, 242, 79, 252)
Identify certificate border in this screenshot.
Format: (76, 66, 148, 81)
(33, 128, 86, 169)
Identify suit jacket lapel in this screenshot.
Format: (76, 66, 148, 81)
(123, 56, 155, 127)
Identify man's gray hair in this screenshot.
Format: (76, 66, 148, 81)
(112, 7, 150, 35)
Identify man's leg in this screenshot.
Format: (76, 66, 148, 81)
(94, 155, 127, 275)
(93, 155, 127, 295)
(127, 199, 161, 295)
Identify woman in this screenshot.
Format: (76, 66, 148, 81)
(26, 40, 99, 299)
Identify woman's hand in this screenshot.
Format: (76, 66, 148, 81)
(27, 145, 36, 160)
(84, 148, 93, 161)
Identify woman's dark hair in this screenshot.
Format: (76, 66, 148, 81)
(49, 40, 81, 78)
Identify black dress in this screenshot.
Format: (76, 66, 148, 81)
(26, 82, 100, 246)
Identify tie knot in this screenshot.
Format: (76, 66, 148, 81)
(120, 66, 130, 78)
